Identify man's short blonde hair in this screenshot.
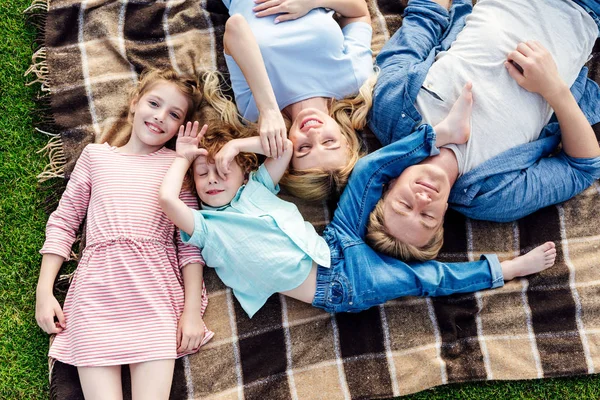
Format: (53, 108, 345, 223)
(366, 198, 445, 261)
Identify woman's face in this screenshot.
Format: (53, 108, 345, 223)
(288, 108, 349, 171)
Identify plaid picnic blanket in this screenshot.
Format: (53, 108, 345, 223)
(26, 0, 600, 398)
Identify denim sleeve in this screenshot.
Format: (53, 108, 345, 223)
(332, 125, 438, 239)
(454, 152, 600, 222)
(376, 0, 451, 70)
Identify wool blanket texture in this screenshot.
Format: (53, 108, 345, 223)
(26, 0, 600, 398)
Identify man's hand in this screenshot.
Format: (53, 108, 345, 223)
(505, 40, 567, 102)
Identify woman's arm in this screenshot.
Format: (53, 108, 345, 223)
(159, 123, 208, 236)
(506, 40, 600, 159)
(223, 14, 287, 158)
(215, 136, 293, 185)
(253, 0, 370, 24)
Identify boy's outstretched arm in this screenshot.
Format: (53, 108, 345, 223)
(215, 136, 293, 185)
(159, 122, 208, 236)
(506, 40, 600, 159)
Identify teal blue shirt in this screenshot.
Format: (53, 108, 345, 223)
(181, 164, 331, 318)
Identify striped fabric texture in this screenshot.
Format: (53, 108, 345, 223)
(25, 0, 600, 398)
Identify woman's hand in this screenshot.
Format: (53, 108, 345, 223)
(177, 309, 206, 353)
(505, 41, 567, 103)
(176, 122, 209, 164)
(35, 291, 65, 334)
(215, 141, 241, 180)
(258, 109, 287, 158)
(253, 0, 316, 23)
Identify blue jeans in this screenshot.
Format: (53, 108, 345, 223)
(312, 126, 504, 313)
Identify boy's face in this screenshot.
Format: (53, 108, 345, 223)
(382, 163, 450, 247)
(192, 156, 245, 207)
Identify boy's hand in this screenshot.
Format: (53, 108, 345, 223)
(35, 291, 65, 334)
(505, 41, 567, 102)
(258, 109, 287, 159)
(253, 0, 316, 23)
(176, 122, 209, 164)
(215, 141, 241, 180)
(177, 309, 206, 353)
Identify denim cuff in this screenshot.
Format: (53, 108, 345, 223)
(425, 125, 441, 157)
(480, 253, 504, 289)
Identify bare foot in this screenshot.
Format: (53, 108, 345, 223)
(434, 82, 473, 147)
(501, 241, 557, 281)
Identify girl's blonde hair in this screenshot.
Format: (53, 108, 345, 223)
(366, 197, 445, 262)
(200, 70, 380, 202)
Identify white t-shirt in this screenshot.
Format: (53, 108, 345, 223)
(223, 0, 373, 122)
(414, 0, 598, 175)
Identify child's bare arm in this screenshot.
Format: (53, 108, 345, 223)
(36, 254, 66, 334)
(215, 136, 293, 185)
(177, 262, 206, 353)
(506, 41, 600, 159)
(159, 122, 208, 236)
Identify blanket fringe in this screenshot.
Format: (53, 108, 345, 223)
(24, 0, 49, 14)
(25, 47, 50, 92)
(36, 129, 66, 182)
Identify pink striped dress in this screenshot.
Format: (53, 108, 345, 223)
(41, 143, 214, 367)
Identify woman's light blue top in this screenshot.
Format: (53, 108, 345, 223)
(223, 0, 373, 121)
(181, 164, 330, 318)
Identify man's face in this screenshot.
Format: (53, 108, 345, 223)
(382, 163, 450, 247)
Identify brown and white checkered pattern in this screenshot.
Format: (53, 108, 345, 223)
(27, 0, 600, 398)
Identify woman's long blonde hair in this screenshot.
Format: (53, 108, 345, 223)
(200, 70, 379, 202)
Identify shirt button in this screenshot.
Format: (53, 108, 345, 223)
(464, 189, 467, 193)
(349, 301, 353, 305)
(401, 113, 406, 118)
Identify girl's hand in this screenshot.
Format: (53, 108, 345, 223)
(176, 122, 209, 164)
(177, 309, 206, 353)
(215, 141, 241, 180)
(258, 109, 287, 159)
(253, 0, 316, 23)
(35, 291, 65, 334)
(505, 41, 567, 102)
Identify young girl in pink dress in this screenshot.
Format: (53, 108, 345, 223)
(35, 69, 214, 400)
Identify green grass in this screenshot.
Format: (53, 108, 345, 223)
(1, 0, 599, 399)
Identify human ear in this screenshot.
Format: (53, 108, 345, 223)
(129, 96, 139, 115)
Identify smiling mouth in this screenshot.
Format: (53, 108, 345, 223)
(416, 181, 438, 193)
(206, 189, 224, 195)
(145, 122, 164, 134)
(300, 117, 323, 130)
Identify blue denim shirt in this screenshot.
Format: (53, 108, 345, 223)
(316, 125, 503, 313)
(369, 0, 600, 222)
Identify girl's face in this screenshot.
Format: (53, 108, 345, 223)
(288, 108, 349, 171)
(192, 156, 246, 208)
(130, 81, 191, 149)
